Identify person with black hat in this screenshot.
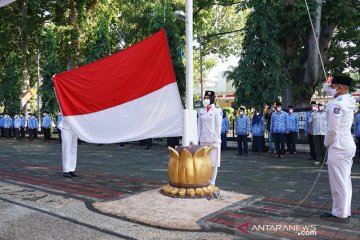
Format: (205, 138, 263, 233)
(3, 113, 12, 139)
(270, 102, 287, 158)
(41, 111, 52, 142)
(305, 101, 317, 160)
(251, 109, 265, 153)
(285, 105, 299, 154)
(320, 75, 355, 223)
(197, 90, 222, 185)
(235, 106, 251, 155)
(13, 113, 21, 141)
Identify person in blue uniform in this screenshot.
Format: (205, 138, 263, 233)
(13, 113, 21, 140)
(286, 105, 299, 154)
(354, 109, 360, 164)
(305, 101, 317, 160)
(56, 112, 63, 143)
(3, 113, 12, 139)
(221, 109, 229, 150)
(28, 113, 38, 141)
(270, 102, 287, 158)
(251, 109, 265, 153)
(235, 106, 251, 156)
(20, 114, 26, 139)
(41, 111, 52, 142)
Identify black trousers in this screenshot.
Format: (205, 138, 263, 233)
(0, 127, 3, 137)
(221, 133, 227, 150)
(29, 129, 34, 141)
(252, 136, 264, 152)
(286, 131, 297, 153)
(4, 128, 10, 139)
(237, 135, 248, 154)
(272, 133, 286, 155)
(14, 128, 20, 140)
(58, 128, 62, 142)
(314, 135, 326, 162)
(43, 128, 51, 141)
(20, 127, 25, 138)
(33, 129, 38, 138)
(307, 134, 316, 159)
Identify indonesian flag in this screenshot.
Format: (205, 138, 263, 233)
(52, 30, 183, 144)
(0, 0, 16, 8)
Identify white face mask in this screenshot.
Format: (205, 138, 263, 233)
(289, 109, 293, 113)
(239, 111, 244, 115)
(319, 106, 324, 111)
(276, 107, 281, 112)
(255, 112, 260, 116)
(323, 82, 338, 97)
(203, 99, 210, 106)
(312, 105, 317, 111)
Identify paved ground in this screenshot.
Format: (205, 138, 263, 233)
(0, 137, 359, 239)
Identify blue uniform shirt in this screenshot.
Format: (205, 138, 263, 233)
(41, 115, 52, 128)
(286, 112, 299, 132)
(3, 117, 12, 128)
(28, 117, 38, 129)
(251, 116, 265, 136)
(0, 117, 3, 127)
(305, 111, 314, 134)
(20, 117, 26, 128)
(235, 115, 251, 135)
(57, 114, 63, 128)
(270, 111, 287, 134)
(354, 112, 360, 138)
(14, 117, 21, 128)
(221, 117, 229, 134)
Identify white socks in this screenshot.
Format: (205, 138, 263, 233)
(210, 167, 218, 185)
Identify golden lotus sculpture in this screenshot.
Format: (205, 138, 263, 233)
(161, 145, 219, 198)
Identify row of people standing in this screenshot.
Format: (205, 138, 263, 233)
(233, 102, 299, 158)
(0, 112, 55, 142)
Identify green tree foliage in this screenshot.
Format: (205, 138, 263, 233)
(40, 25, 61, 116)
(229, 1, 286, 109)
(0, 52, 23, 114)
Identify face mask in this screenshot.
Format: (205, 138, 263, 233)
(203, 99, 210, 106)
(323, 82, 338, 97)
(312, 106, 317, 111)
(319, 106, 324, 111)
(329, 87, 338, 97)
(289, 109, 293, 113)
(255, 112, 260, 116)
(239, 111, 244, 115)
(276, 107, 281, 112)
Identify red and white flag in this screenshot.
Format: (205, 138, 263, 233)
(53, 30, 183, 143)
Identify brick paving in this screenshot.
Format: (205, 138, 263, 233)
(0, 137, 359, 239)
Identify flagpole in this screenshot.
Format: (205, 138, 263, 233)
(182, 0, 197, 146)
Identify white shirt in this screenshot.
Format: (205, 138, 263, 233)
(324, 93, 356, 149)
(309, 110, 327, 135)
(197, 104, 222, 144)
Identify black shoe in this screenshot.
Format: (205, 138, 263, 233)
(63, 172, 72, 178)
(69, 171, 79, 177)
(320, 212, 350, 223)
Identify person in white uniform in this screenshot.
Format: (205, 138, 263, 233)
(321, 75, 355, 223)
(197, 91, 222, 186)
(58, 117, 79, 178)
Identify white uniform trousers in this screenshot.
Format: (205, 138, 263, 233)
(200, 142, 221, 185)
(61, 128, 78, 173)
(327, 147, 355, 218)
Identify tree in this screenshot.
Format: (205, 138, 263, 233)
(40, 25, 61, 116)
(230, 0, 360, 108)
(0, 52, 23, 114)
(229, 1, 286, 109)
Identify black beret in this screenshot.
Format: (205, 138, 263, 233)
(332, 75, 352, 86)
(288, 105, 293, 109)
(310, 101, 317, 105)
(239, 106, 245, 110)
(275, 102, 282, 106)
(204, 91, 215, 97)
